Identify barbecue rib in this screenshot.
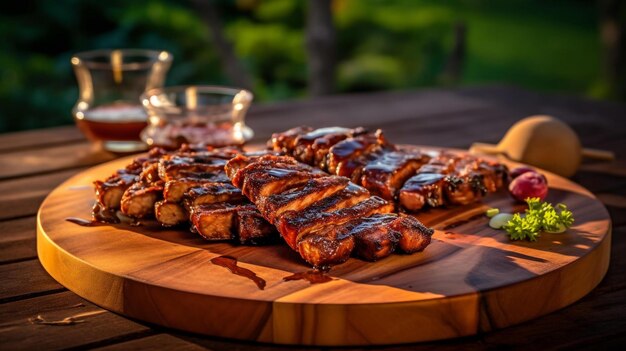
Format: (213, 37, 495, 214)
(226, 154, 433, 267)
(92, 145, 279, 245)
(269, 126, 509, 212)
(94, 147, 166, 211)
(90, 125, 507, 268)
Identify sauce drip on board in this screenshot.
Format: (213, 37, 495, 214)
(66, 202, 125, 227)
(65, 217, 99, 227)
(210, 255, 266, 290)
(283, 270, 333, 284)
(92, 203, 121, 224)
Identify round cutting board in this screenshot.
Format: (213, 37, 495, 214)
(37, 151, 611, 346)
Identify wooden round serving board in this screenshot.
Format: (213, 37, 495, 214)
(37, 150, 611, 346)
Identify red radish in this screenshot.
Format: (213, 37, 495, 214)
(510, 166, 536, 179)
(509, 171, 548, 201)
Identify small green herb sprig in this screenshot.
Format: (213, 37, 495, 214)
(502, 198, 575, 241)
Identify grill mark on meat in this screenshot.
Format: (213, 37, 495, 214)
(270, 127, 509, 214)
(183, 183, 245, 208)
(225, 153, 432, 267)
(361, 151, 430, 200)
(260, 176, 349, 219)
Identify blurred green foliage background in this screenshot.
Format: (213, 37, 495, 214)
(0, 0, 606, 133)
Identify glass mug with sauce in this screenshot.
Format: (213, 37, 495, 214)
(71, 49, 172, 152)
(140, 86, 254, 149)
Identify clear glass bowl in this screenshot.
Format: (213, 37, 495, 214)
(71, 49, 172, 153)
(140, 86, 254, 149)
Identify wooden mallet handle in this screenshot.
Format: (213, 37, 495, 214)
(582, 148, 615, 161)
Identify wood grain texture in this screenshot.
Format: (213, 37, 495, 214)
(0, 260, 64, 302)
(0, 125, 84, 153)
(0, 217, 37, 263)
(0, 142, 116, 180)
(0, 169, 85, 220)
(0, 291, 150, 351)
(36, 150, 611, 346)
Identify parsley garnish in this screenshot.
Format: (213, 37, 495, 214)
(503, 198, 575, 241)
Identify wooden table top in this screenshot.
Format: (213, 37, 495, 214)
(1, 85, 625, 350)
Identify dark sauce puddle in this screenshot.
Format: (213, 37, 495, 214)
(65, 217, 100, 227)
(210, 255, 266, 290)
(65, 203, 126, 227)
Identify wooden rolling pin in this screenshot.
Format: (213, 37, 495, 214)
(470, 115, 614, 177)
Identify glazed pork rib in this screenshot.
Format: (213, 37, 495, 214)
(269, 126, 508, 212)
(226, 154, 433, 267)
(157, 148, 279, 244)
(92, 145, 279, 245)
(399, 153, 509, 211)
(94, 147, 167, 211)
(121, 147, 238, 222)
(270, 126, 431, 201)
(189, 202, 277, 245)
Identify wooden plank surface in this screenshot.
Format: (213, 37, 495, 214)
(0, 260, 64, 303)
(0, 86, 625, 349)
(0, 217, 37, 264)
(0, 125, 84, 153)
(0, 169, 86, 220)
(0, 143, 116, 180)
(0, 292, 151, 351)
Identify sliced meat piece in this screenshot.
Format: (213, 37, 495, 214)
(292, 127, 365, 166)
(444, 157, 489, 206)
(163, 172, 231, 202)
(94, 169, 138, 209)
(296, 212, 406, 266)
(348, 214, 401, 261)
(227, 155, 305, 188)
(277, 196, 394, 250)
(291, 127, 352, 164)
(138, 163, 160, 184)
(269, 126, 313, 153)
(158, 154, 229, 181)
(93, 148, 166, 210)
(444, 174, 485, 205)
(224, 154, 255, 180)
(183, 183, 245, 208)
(234, 158, 325, 202)
(469, 160, 509, 193)
(399, 173, 447, 211)
(189, 203, 239, 241)
(361, 151, 430, 200)
(296, 228, 356, 268)
(240, 168, 315, 202)
(259, 176, 349, 220)
(189, 202, 277, 243)
(236, 206, 279, 245)
(120, 181, 164, 218)
(302, 182, 371, 213)
(327, 130, 392, 177)
(155, 200, 187, 227)
(390, 215, 434, 253)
